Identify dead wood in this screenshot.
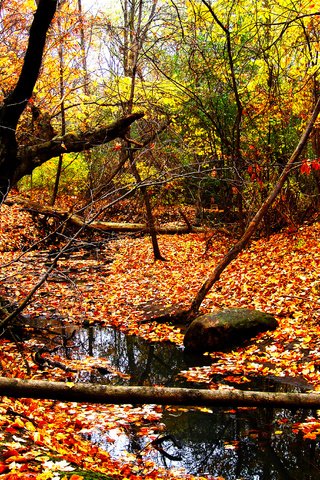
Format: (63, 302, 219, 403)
(14, 113, 145, 183)
(6, 197, 206, 235)
(1, 376, 320, 408)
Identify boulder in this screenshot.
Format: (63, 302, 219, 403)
(184, 308, 278, 353)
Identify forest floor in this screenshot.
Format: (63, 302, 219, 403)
(0, 194, 319, 479)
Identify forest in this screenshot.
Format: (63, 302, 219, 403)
(0, 0, 319, 478)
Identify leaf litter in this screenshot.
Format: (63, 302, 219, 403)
(0, 203, 319, 478)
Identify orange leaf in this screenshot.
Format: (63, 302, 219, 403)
(3, 449, 20, 458)
(5, 455, 28, 463)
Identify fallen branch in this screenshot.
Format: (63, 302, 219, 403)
(1, 376, 320, 408)
(6, 197, 206, 234)
(74, 220, 205, 234)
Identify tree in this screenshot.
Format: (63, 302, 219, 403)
(180, 96, 320, 322)
(0, 0, 143, 203)
(113, 0, 166, 260)
(145, 0, 320, 229)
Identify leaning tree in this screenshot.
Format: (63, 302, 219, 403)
(0, 0, 143, 203)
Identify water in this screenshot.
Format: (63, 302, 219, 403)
(31, 321, 320, 479)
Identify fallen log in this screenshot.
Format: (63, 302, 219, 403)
(1, 376, 319, 409)
(70, 215, 205, 234)
(15, 113, 145, 182)
(6, 197, 206, 234)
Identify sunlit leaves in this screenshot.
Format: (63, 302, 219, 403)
(0, 199, 319, 477)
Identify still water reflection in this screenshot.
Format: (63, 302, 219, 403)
(56, 326, 320, 479)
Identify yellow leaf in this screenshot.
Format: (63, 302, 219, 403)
(25, 421, 36, 431)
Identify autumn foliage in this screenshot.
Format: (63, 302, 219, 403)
(0, 200, 319, 477)
(0, 0, 320, 478)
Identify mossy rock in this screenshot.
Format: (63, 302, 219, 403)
(184, 308, 278, 353)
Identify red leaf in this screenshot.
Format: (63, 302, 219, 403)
(0, 463, 9, 473)
(311, 159, 320, 170)
(300, 161, 311, 174)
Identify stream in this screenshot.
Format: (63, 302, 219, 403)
(33, 321, 320, 479)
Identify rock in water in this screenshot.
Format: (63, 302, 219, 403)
(184, 308, 278, 353)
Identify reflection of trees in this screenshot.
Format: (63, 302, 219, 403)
(69, 326, 192, 386)
(159, 407, 320, 479)
(126, 337, 155, 386)
(49, 325, 320, 479)
(123, 423, 145, 456)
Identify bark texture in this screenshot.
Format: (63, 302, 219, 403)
(0, 376, 319, 408)
(15, 113, 144, 182)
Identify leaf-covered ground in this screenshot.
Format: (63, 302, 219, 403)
(0, 200, 319, 478)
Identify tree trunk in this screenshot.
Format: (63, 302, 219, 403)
(184, 96, 320, 322)
(1, 376, 320, 408)
(0, 0, 144, 199)
(15, 113, 144, 183)
(0, 0, 58, 200)
(128, 149, 166, 260)
(50, 13, 66, 206)
(120, 0, 164, 261)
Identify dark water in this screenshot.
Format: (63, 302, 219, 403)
(36, 322, 320, 479)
